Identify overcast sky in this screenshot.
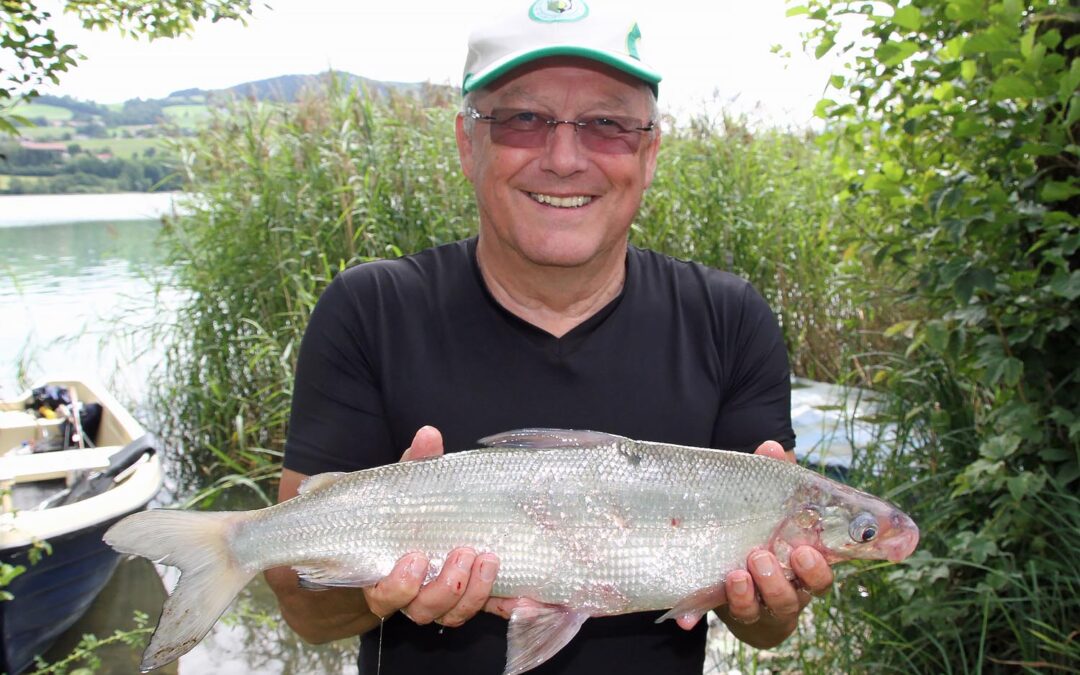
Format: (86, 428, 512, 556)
(31, 0, 843, 126)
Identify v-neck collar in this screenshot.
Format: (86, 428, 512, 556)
(466, 236, 630, 357)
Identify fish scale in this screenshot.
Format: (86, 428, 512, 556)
(104, 429, 919, 674)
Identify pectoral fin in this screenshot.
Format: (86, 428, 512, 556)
(293, 561, 384, 589)
(504, 603, 589, 675)
(655, 582, 728, 624)
(297, 471, 346, 495)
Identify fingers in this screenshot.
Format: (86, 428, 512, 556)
(364, 552, 428, 619)
(401, 425, 443, 461)
(725, 550, 812, 625)
(790, 546, 833, 601)
(370, 548, 500, 628)
(441, 554, 499, 625)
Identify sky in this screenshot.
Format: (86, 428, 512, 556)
(30, 0, 845, 127)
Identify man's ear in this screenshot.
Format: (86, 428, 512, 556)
(455, 113, 475, 182)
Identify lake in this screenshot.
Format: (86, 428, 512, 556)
(0, 192, 357, 674)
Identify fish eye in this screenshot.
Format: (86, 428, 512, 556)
(849, 512, 879, 543)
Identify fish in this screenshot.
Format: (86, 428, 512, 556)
(104, 428, 919, 674)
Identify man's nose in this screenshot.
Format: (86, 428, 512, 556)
(539, 122, 589, 176)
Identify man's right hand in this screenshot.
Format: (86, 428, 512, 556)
(362, 426, 501, 628)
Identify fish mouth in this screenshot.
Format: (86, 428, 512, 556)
(528, 192, 594, 208)
(881, 513, 920, 562)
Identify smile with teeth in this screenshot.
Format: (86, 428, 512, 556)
(528, 192, 593, 208)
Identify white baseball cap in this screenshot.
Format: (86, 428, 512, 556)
(462, 0, 662, 96)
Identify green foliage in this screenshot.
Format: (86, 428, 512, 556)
(792, 0, 1079, 670)
(154, 84, 477, 483)
(1, 0, 254, 134)
(0, 139, 179, 192)
(28, 610, 152, 675)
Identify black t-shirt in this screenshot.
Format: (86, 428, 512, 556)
(284, 236, 795, 675)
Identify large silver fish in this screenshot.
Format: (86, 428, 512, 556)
(104, 429, 919, 674)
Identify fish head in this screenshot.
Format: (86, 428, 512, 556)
(769, 479, 919, 567)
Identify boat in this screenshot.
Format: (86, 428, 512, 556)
(0, 377, 163, 675)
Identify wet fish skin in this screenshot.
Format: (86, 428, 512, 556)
(104, 428, 919, 674)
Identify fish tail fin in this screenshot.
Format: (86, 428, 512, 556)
(104, 509, 254, 672)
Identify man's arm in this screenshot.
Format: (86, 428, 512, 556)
(264, 427, 501, 643)
(674, 441, 835, 648)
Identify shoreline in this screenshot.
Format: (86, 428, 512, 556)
(0, 192, 186, 228)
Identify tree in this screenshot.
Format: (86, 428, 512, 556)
(793, 0, 1078, 670)
(1, 0, 256, 134)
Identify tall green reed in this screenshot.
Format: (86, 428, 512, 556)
(153, 83, 476, 485)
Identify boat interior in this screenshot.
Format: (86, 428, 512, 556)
(0, 380, 129, 512)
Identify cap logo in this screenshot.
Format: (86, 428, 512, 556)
(626, 22, 642, 60)
(529, 0, 589, 23)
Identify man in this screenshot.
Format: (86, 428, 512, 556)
(266, 2, 834, 673)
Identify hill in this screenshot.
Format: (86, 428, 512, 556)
(189, 72, 439, 103)
(2, 72, 454, 194)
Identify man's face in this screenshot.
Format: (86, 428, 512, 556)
(456, 58, 661, 270)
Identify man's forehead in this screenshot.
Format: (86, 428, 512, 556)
(485, 83, 644, 112)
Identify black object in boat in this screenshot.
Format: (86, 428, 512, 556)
(40, 433, 157, 509)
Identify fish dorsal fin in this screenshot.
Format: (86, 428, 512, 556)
(479, 428, 628, 449)
(504, 603, 590, 675)
(298, 471, 347, 495)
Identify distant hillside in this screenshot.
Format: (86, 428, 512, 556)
(3, 72, 457, 195)
(171, 72, 447, 104)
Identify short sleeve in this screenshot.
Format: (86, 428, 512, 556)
(283, 273, 397, 475)
(711, 282, 795, 453)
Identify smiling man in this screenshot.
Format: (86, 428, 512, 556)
(266, 2, 834, 673)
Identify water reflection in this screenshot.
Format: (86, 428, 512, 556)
(40, 557, 178, 675)
(0, 218, 179, 398)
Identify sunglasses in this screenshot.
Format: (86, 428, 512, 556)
(467, 108, 656, 155)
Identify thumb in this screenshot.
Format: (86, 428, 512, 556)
(401, 425, 444, 461)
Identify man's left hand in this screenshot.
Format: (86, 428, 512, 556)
(677, 440, 834, 649)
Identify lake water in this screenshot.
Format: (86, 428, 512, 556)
(0, 193, 357, 674)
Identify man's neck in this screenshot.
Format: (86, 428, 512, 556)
(475, 236, 627, 339)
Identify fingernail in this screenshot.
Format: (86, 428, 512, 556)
(731, 576, 749, 594)
(407, 555, 426, 578)
(455, 550, 474, 570)
(752, 552, 774, 577)
(795, 548, 816, 569)
(479, 558, 497, 582)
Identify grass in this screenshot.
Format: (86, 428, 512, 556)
(0, 175, 48, 191)
(10, 104, 73, 121)
(161, 104, 211, 128)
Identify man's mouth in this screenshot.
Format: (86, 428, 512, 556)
(528, 192, 593, 208)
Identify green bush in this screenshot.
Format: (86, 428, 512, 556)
(788, 0, 1079, 670)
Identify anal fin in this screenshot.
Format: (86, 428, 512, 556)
(503, 602, 589, 675)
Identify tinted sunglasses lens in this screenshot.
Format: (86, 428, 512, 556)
(488, 124, 548, 148)
(484, 112, 646, 154)
(579, 126, 642, 154)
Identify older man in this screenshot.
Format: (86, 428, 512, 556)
(266, 2, 833, 673)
